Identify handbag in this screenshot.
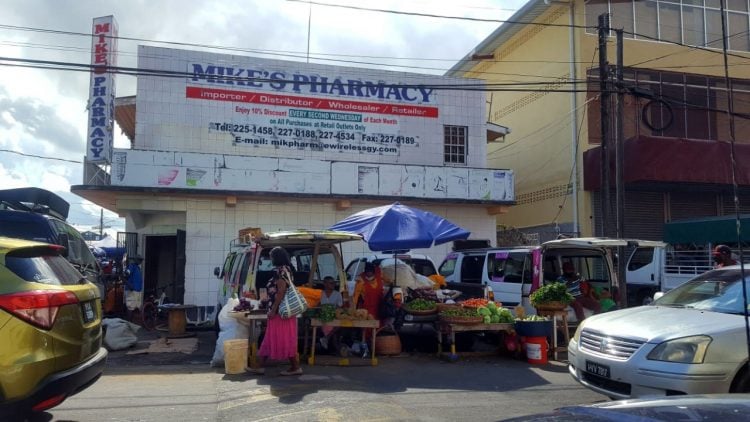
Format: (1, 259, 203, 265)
(278, 268, 308, 318)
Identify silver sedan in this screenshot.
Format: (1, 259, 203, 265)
(568, 266, 750, 399)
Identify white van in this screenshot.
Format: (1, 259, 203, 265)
(213, 230, 362, 311)
(438, 238, 659, 322)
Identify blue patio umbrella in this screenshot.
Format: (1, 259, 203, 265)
(329, 202, 470, 251)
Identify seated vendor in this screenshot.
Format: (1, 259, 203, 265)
(318, 277, 343, 352)
(558, 262, 601, 321)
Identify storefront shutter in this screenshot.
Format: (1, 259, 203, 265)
(669, 192, 717, 221)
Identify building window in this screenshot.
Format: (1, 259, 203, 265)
(586, 0, 750, 53)
(587, 67, 750, 143)
(444, 125, 467, 164)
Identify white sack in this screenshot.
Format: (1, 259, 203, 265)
(210, 297, 250, 367)
(102, 318, 140, 351)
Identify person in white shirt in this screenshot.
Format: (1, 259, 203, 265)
(320, 276, 343, 307)
(319, 276, 343, 351)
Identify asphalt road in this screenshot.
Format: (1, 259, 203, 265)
(36, 355, 605, 422)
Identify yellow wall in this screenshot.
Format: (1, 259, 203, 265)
(464, 0, 750, 236)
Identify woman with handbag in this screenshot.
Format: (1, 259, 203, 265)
(249, 247, 303, 376)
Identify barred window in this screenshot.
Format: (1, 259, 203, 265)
(444, 125, 467, 164)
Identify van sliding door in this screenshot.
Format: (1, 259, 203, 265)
(488, 252, 531, 307)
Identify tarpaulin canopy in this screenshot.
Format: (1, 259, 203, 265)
(664, 215, 750, 244)
(329, 202, 470, 251)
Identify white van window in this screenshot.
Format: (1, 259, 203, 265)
(460, 254, 485, 284)
(439, 256, 457, 277)
(346, 258, 364, 281)
(487, 252, 531, 284)
(628, 247, 654, 271)
(563, 256, 610, 284)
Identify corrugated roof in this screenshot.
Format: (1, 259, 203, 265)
(446, 0, 552, 77)
(114, 96, 136, 144)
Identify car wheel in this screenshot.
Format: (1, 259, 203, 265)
(730, 364, 750, 393)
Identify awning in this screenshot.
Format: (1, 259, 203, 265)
(664, 215, 750, 244)
(583, 135, 750, 191)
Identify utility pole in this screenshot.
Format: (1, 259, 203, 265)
(598, 13, 610, 237)
(615, 29, 627, 308)
(100, 208, 104, 240)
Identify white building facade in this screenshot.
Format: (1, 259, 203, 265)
(74, 41, 515, 321)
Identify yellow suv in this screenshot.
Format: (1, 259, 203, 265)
(0, 237, 107, 416)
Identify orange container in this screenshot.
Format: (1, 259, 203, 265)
(525, 336, 548, 365)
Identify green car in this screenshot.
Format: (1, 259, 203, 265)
(0, 237, 107, 416)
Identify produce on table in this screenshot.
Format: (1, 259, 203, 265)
(520, 315, 549, 322)
(439, 307, 479, 318)
(318, 304, 337, 322)
(233, 298, 252, 312)
(334, 308, 373, 320)
(408, 287, 439, 301)
(405, 298, 437, 311)
(460, 298, 490, 308)
(475, 304, 515, 324)
(529, 282, 574, 307)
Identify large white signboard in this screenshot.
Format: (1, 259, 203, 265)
(136, 46, 486, 167)
(86, 16, 117, 163)
(111, 149, 514, 202)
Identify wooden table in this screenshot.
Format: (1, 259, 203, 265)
(227, 311, 268, 368)
(308, 318, 379, 366)
(436, 322, 515, 360)
(535, 308, 570, 361)
(159, 304, 197, 338)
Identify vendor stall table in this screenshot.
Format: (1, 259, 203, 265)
(159, 304, 197, 338)
(308, 319, 379, 366)
(228, 311, 268, 368)
(436, 322, 514, 360)
(535, 308, 570, 361)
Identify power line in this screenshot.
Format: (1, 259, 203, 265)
(0, 56, 597, 92)
(284, 0, 593, 30)
(0, 148, 80, 163)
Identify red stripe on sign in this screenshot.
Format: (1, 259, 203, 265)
(185, 86, 438, 118)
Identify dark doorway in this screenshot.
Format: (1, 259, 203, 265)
(145, 234, 184, 303)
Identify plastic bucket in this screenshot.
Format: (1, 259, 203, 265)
(224, 339, 249, 374)
(525, 336, 548, 365)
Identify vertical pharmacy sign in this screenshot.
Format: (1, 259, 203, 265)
(86, 16, 117, 163)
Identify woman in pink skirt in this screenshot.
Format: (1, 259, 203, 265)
(248, 247, 302, 376)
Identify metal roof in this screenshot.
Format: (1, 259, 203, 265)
(446, 0, 552, 77)
(114, 96, 136, 143)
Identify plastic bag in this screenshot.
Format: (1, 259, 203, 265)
(102, 318, 140, 351)
(210, 297, 250, 367)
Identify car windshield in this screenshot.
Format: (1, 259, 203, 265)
(653, 269, 750, 315)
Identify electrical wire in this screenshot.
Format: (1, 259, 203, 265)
(552, 101, 587, 225)
(284, 0, 593, 30)
(0, 56, 597, 92)
(0, 148, 80, 163)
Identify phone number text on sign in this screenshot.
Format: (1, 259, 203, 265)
(209, 122, 418, 146)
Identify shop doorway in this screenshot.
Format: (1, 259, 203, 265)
(144, 231, 186, 304)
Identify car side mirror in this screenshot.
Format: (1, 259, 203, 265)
(57, 233, 70, 258)
(214, 266, 222, 278)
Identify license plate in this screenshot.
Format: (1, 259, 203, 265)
(585, 360, 610, 378)
(82, 301, 95, 323)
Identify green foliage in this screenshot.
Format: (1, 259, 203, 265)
(529, 282, 574, 306)
(318, 304, 337, 322)
(405, 298, 437, 311)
